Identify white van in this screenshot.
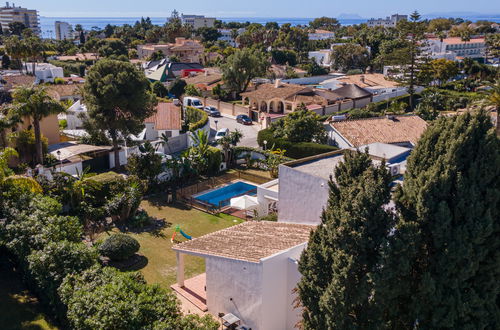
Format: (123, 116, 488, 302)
(183, 97, 203, 109)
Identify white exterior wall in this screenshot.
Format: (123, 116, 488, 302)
(261, 243, 307, 330)
(64, 100, 87, 130)
(55, 161, 82, 176)
(277, 165, 330, 225)
(256, 179, 279, 216)
(206, 257, 263, 330)
(309, 50, 331, 67)
(286, 257, 303, 330)
(25, 63, 64, 83)
(326, 125, 353, 149)
(308, 32, 335, 41)
(108, 149, 128, 168)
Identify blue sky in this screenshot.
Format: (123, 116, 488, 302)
(13, 0, 500, 18)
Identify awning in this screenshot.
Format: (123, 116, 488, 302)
(230, 195, 259, 210)
(49, 142, 112, 161)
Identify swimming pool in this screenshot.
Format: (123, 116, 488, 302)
(195, 181, 257, 207)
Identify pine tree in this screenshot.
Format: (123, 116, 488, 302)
(298, 150, 394, 329)
(377, 111, 500, 329)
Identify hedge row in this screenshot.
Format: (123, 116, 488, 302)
(185, 106, 208, 132)
(48, 60, 91, 77)
(367, 93, 422, 113)
(257, 128, 338, 159)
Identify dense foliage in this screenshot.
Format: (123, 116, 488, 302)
(185, 106, 209, 131)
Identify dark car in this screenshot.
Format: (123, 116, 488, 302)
(236, 114, 252, 125)
(204, 106, 221, 117)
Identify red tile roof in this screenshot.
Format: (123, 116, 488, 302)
(145, 102, 181, 131)
(331, 115, 428, 147)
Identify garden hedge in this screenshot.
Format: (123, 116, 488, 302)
(185, 106, 208, 132)
(257, 128, 338, 159)
(206, 146, 222, 175)
(99, 233, 140, 261)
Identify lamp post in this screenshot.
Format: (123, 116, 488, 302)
(263, 140, 268, 151)
(56, 150, 62, 171)
(214, 120, 219, 131)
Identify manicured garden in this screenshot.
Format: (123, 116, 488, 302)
(99, 197, 243, 288)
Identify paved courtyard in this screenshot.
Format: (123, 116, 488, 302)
(209, 115, 261, 148)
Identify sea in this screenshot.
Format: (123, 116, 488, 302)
(39, 16, 500, 39)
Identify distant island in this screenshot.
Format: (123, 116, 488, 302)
(337, 13, 364, 20)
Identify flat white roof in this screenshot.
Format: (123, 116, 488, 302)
(356, 142, 411, 160)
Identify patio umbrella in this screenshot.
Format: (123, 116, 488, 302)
(230, 195, 259, 210)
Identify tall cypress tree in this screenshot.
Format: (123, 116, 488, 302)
(377, 111, 500, 329)
(298, 150, 394, 329)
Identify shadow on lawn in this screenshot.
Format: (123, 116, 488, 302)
(106, 254, 149, 272)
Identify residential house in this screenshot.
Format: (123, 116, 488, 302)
(180, 14, 216, 29)
(308, 29, 335, 41)
(320, 73, 407, 101)
(0, 74, 35, 91)
(257, 144, 413, 225)
(182, 71, 223, 91)
(327, 114, 428, 149)
(55, 53, 98, 61)
(217, 28, 245, 47)
(137, 38, 204, 62)
(146, 62, 204, 82)
(240, 80, 373, 121)
(47, 84, 82, 102)
(172, 221, 314, 330)
(367, 14, 407, 28)
(48, 142, 115, 175)
(425, 37, 486, 60)
(144, 102, 182, 141)
(24, 63, 64, 84)
(308, 49, 332, 67)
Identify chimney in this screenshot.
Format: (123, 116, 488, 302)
(360, 75, 365, 84)
(275, 79, 281, 88)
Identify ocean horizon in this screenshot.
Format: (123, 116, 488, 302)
(39, 15, 500, 39)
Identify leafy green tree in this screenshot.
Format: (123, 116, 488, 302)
(27, 241, 98, 312)
(4, 35, 26, 73)
(221, 48, 269, 95)
(151, 81, 168, 98)
(60, 266, 217, 330)
(99, 233, 140, 261)
(97, 39, 128, 59)
(184, 84, 202, 97)
(427, 18, 452, 33)
(168, 78, 187, 98)
(377, 111, 500, 329)
(127, 141, 163, 189)
(429, 58, 458, 86)
(148, 50, 165, 61)
(330, 43, 370, 72)
(83, 59, 156, 168)
(1, 54, 11, 69)
(309, 17, 340, 31)
(271, 105, 327, 143)
(8, 86, 65, 165)
(302, 59, 328, 76)
(298, 150, 393, 329)
(8, 22, 26, 36)
(482, 79, 500, 137)
(195, 27, 221, 43)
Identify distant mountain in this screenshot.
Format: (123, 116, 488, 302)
(337, 13, 364, 20)
(423, 11, 500, 19)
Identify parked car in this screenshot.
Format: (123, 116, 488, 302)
(215, 128, 229, 141)
(183, 97, 203, 109)
(204, 106, 221, 117)
(236, 114, 252, 125)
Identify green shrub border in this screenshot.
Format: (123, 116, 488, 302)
(257, 128, 338, 159)
(185, 106, 208, 132)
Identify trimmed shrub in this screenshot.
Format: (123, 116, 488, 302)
(99, 233, 140, 261)
(186, 106, 208, 132)
(257, 128, 338, 159)
(206, 146, 222, 175)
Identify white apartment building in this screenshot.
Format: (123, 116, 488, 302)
(217, 28, 245, 47)
(55, 21, 72, 40)
(425, 37, 486, 60)
(367, 14, 407, 28)
(180, 14, 216, 29)
(0, 2, 40, 35)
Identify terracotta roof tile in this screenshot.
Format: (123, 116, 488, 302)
(331, 115, 428, 147)
(145, 102, 181, 131)
(241, 83, 309, 100)
(173, 221, 315, 263)
(332, 73, 399, 89)
(1, 75, 35, 90)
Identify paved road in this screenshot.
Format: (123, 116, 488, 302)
(208, 115, 261, 148)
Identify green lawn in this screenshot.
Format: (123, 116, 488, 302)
(0, 257, 58, 330)
(100, 197, 243, 288)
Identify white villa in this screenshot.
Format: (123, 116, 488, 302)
(308, 29, 335, 41)
(24, 63, 64, 84)
(172, 221, 314, 330)
(425, 37, 486, 60)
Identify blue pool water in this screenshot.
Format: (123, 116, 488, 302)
(195, 182, 257, 207)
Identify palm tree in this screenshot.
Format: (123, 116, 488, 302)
(4, 35, 25, 73)
(158, 132, 171, 154)
(483, 79, 500, 137)
(8, 86, 65, 165)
